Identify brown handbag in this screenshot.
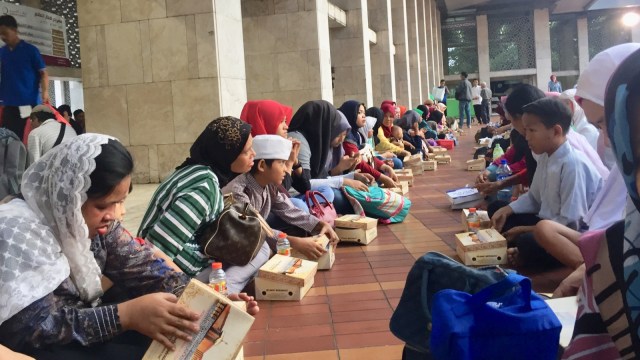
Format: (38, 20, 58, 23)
(197, 194, 273, 266)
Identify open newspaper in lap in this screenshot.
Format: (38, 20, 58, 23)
(143, 279, 254, 360)
(455, 229, 507, 266)
(334, 215, 378, 245)
(291, 235, 335, 270)
(255, 254, 318, 301)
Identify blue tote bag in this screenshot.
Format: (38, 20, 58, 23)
(430, 273, 561, 360)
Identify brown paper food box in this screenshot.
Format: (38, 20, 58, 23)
(396, 172, 414, 186)
(395, 168, 413, 176)
(291, 235, 335, 270)
(255, 254, 318, 301)
(334, 215, 378, 245)
(423, 160, 437, 171)
(143, 279, 254, 360)
(432, 147, 447, 154)
(455, 229, 507, 266)
(461, 208, 491, 231)
(408, 163, 424, 174)
(403, 154, 422, 165)
(435, 154, 451, 164)
(466, 158, 486, 171)
(385, 181, 409, 195)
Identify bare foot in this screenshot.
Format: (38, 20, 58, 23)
(507, 247, 521, 267)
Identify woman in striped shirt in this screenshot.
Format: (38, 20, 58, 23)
(138, 117, 260, 292)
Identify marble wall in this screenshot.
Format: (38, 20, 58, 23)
(368, 0, 396, 107)
(78, 0, 246, 183)
(242, 0, 334, 112)
(329, 0, 373, 107)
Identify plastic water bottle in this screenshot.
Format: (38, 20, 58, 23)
(467, 208, 481, 234)
(493, 143, 504, 159)
(208, 262, 227, 296)
(496, 159, 512, 202)
(276, 232, 291, 256)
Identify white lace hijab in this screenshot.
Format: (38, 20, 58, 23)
(0, 134, 111, 325)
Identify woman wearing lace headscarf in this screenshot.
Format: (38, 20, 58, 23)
(0, 134, 258, 359)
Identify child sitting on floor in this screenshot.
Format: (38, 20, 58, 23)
(391, 125, 415, 153)
(223, 135, 339, 264)
(490, 97, 603, 269)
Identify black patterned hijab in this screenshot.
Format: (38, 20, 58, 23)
(177, 116, 252, 187)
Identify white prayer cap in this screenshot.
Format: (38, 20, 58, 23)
(252, 134, 292, 160)
(576, 43, 640, 106)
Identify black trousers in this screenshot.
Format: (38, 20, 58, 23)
(23, 331, 151, 360)
(1, 106, 28, 141)
(473, 104, 482, 123)
(487, 201, 562, 269)
(481, 100, 491, 124)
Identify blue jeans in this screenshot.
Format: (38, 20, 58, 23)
(459, 100, 471, 128)
(376, 155, 403, 169)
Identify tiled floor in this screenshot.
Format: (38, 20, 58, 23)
(123, 124, 569, 359)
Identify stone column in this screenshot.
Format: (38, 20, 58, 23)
(435, 7, 444, 80)
(417, 0, 429, 103)
(213, 1, 247, 117)
(391, 0, 411, 107)
(368, 0, 396, 107)
(407, 0, 422, 107)
(476, 15, 490, 86)
(533, 8, 552, 91)
(78, 0, 246, 183)
(242, 0, 333, 112)
(330, 0, 374, 107)
(577, 17, 589, 74)
(424, 0, 436, 98)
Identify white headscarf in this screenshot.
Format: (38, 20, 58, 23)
(559, 89, 599, 150)
(0, 134, 112, 325)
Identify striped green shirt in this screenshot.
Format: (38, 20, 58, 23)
(138, 165, 224, 275)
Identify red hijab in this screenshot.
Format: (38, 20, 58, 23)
(240, 100, 293, 136)
(398, 106, 407, 118)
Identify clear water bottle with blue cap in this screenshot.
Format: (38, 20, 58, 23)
(496, 159, 512, 202)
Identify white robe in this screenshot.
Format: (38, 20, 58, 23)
(510, 141, 603, 230)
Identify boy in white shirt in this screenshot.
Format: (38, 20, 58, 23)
(491, 97, 603, 268)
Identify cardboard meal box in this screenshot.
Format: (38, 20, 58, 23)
(446, 187, 483, 207)
(334, 215, 378, 245)
(426, 152, 437, 160)
(455, 229, 507, 266)
(435, 154, 451, 164)
(432, 146, 447, 154)
(386, 181, 409, 195)
(143, 279, 254, 360)
(395, 168, 413, 176)
(403, 154, 423, 165)
(255, 254, 317, 301)
(395, 171, 414, 186)
(423, 160, 437, 171)
(291, 235, 335, 270)
(461, 208, 491, 231)
(407, 163, 424, 175)
(466, 158, 486, 171)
